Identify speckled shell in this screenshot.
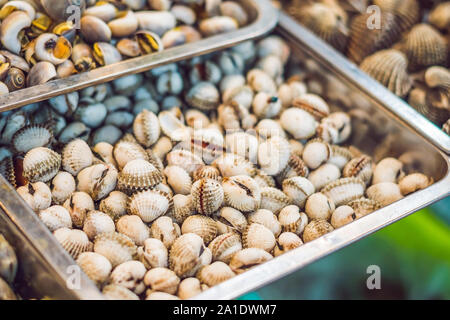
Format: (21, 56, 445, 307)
(54, 228, 93, 260)
(77, 252, 112, 286)
(278, 205, 308, 235)
(247, 209, 281, 237)
(398, 173, 433, 196)
(181, 215, 218, 245)
(343, 155, 374, 185)
(99, 191, 128, 221)
(138, 238, 168, 269)
(212, 153, 256, 177)
(322, 177, 366, 206)
(229, 248, 273, 274)
(193, 165, 222, 182)
(208, 232, 242, 264)
(191, 178, 224, 216)
(113, 140, 149, 170)
(360, 49, 412, 98)
(62, 139, 93, 176)
(348, 197, 382, 218)
(222, 175, 261, 213)
(366, 182, 403, 206)
(169, 233, 212, 278)
(103, 284, 139, 300)
(150, 216, 180, 249)
(110, 261, 147, 295)
(197, 261, 235, 286)
(127, 189, 171, 223)
(164, 165, 192, 195)
(144, 267, 180, 295)
(402, 24, 447, 70)
(347, 11, 403, 64)
(39, 205, 72, 232)
(63, 192, 94, 228)
(94, 232, 137, 268)
(77, 163, 118, 201)
(133, 109, 161, 147)
(116, 215, 149, 246)
(293, 2, 348, 52)
(12, 125, 53, 154)
(259, 187, 291, 214)
(118, 159, 163, 195)
(23, 147, 61, 182)
(282, 177, 315, 208)
(302, 219, 334, 243)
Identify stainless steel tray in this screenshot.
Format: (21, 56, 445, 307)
(279, 12, 450, 155)
(0, 0, 278, 113)
(0, 12, 449, 301)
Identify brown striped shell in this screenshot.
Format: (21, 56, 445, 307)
(191, 178, 224, 216)
(360, 49, 412, 98)
(348, 197, 382, 218)
(302, 219, 334, 243)
(54, 228, 93, 260)
(193, 165, 222, 182)
(62, 139, 93, 176)
(208, 232, 242, 264)
(127, 189, 171, 223)
(292, 93, 330, 120)
(133, 109, 161, 148)
(113, 140, 149, 170)
(229, 248, 273, 274)
(260, 187, 291, 214)
(321, 177, 366, 206)
(343, 155, 374, 185)
(222, 175, 261, 213)
(118, 159, 163, 195)
(12, 125, 53, 154)
(242, 223, 276, 253)
(373, 0, 420, 32)
(196, 261, 235, 287)
(181, 215, 218, 245)
(23, 147, 61, 183)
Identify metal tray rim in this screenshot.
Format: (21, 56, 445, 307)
(0, 0, 279, 113)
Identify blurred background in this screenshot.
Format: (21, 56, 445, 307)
(240, 197, 450, 300)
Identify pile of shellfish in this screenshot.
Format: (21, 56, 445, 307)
(0, 233, 18, 300)
(286, 0, 450, 135)
(0, 35, 433, 300)
(0, 0, 248, 94)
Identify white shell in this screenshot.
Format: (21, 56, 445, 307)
(116, 215, 149, 246)
(62, 139, 93, 176)
(258, 136, 291, 176)
(17, 182, 52, 212)
(51, 171, 76, 204)
(83, 210, 116, 241)
(282, 177, 315, 208)
(39, 205, 72, 232)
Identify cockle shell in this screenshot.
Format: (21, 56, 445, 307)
(138, 238, 168, 269)
(193, 165, 222, 182)
(17, 182, 52, 212)
(144, 267, 180, 295)
(425, 66, 450, 91)
(302, 220, 334, 243)
(347, 12, 402, 64)
(343, 155, 374, 185)
(39, 205, 72, 232)
(348, 197, 382, 218)
(110, 260, 147, 295)
(328, 145, 353, 170)
(178, 277, 204, 300)
(116, 215, 149, 246)
(428, 2, 450, 33)
(99, 191, 128, 221)
(145, 291, 180, 300)
(172, 194, 194, 224)
(83, 210, 115, 241)
(127, 189, 171, 223)
(321, 177, 366, 206)
(307, 163, 341, 191)
(77, 163, 118, 201)
(229, 248, 273, 274)
(62, 139, 93, 176)
(53, 228, 93, 260)
(317, 112, 352, 144)
(12, 125, 52, 153)
(372, 157, 405, 184)
(242, 223, 276, 253)
(133, 109, 161, 147)
(166, 149, 204, 175)
(212, 153, 256, 177)
(247, 209, 281, 237)
(252, 92, 282, 119)
(197, 261, 235, 287)
(77, 252, 112, 286)
(402, 24, 447, 70)
(366, 182, 403, 206)
(103, 284, 139, 300)
(150, 216, 180, 249)
(93, 142, 117, 167)
(274, 232, 303, 257)
(373, 0, 420, 32)
(360, 49, 412, 98)
(163, 165, 192, 195)
(258, 136, 291, 176)
(302, 139, 331, 170)
(293, 93, 330, 120)
(208, 232, 242, 264)
(276, 153, 309, 184)
(63, 192, 94, 228)
(259, 187, 291, 214)
(331, 205, 357, 228)
(398, 173, 433, 196)
(225, 131, 259, 164)
(253, 169, 276, 189)
(186, 81, 220, 111)
(305, 192, 335, 221)
(293, 2, 348, 52)
(222, 175, 260, 213)
(118, 159, 163, 195)
(169, 233, 212, 278)
(280, 107, 318, 140)
(51, 171, 76, 204)
(181, 215, 218, 245)
(247, 69, 277, 93)
(282, 177, 315, 208)
(215, 206, 248, 234)
(191, 178, 224, 216)
(23, 147, 61, 182)
(94, 232, 137, 268)
(278, 205, 308, 235)
(113, 140, 149, 170)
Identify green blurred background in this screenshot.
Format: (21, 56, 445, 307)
(240, 197, 450, 300)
